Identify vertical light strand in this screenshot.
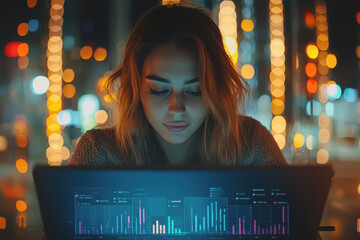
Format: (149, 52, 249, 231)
(46, 0, 65, 166)
(239, 0, 256, 98)
(269, 0, 286, 150)
(219, 1, 238, 65)
(315, 0, 332, 164)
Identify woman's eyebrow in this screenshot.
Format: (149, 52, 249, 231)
(145, 75, 199, 84)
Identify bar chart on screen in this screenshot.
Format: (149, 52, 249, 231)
(74, 187, 289, 239)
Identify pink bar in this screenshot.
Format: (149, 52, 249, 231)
(232, 225, 235, 235)
(163, 225, 166, 234)
(160, 225, 162, 234)
(239, 218, 241, 235)
(143, 208, 145, 223)
(128, 216, 130, 228)
(153, 224, 155, 234)
(262, 229, 264, 235)
(274, 225, 276, 234)
(282, 206, 285, 223)
(79, 221, 81, 234)
(254, 220, 256, 235)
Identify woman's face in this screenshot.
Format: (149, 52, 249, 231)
(140, 43, 208, 144)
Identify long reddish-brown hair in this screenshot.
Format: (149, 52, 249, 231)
(106, 3, 249, 166)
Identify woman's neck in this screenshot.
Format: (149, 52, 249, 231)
(155, 128, 202, 165)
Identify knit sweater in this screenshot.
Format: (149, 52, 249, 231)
(68, 116, 287, 167)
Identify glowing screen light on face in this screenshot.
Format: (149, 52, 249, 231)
(31, 76, 50, 94)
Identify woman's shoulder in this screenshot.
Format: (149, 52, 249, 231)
(238, 115, 287, 166)
(69, 127, 122, 166)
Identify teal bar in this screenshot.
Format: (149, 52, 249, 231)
(179, 229, 181, 233)
(172, 220, 174, 234)
(135, 217, 137, 234)
(116, 216, 119, 233)
(223, 212, 226, 232)
(203, 217, 205, 232)
(121, 214, 123, 234)
(175, 228, 177, 234)
(168, 216, 171, 234)
(211, 202, 214, 228)
(207, 205, 209, 231)
(125, 228, 127, 234)
(112, 227, 114, 234)
(195, 215, 198, 232)
(215, 201, 218, 232)
(199, 224, 202, 231)
(101, 224, 103, 233)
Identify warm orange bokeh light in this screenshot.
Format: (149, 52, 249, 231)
(305, 62, 317, 78)
(17, 23, 29, 36)
(63, 84, 76, 98)
(16, 134, 28, 148)
(16, 159, 28, 173)
(27, 0, 38, 8)
(304, 12, 315, 27)
(326, 54, 337, 69)
(63, 68, 75, 82)
(306, 79, 318, 94)
(356, 12, 360, 24)
(17, 43, 29, 57)
(80, 46, 93, 60)
(306, 44, 319, 59)
(94, 47, 107, 61)
(0, 217, 5, 229)
(241, 19, 254, 32)
(1, 185, 25, 199)
(18, 56, 29, 69)
(16, 200, 27, 212)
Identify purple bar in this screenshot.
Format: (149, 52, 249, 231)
(128, 216, 130, 228)
(254, 220, 256, 235)
(262, 228, 264, 235)
(270, 225, 272, 234)
(232, 225, 235, 235)
(143, 208, 145, 223)
(274, 225, 276, 234)
(79, 221, 81, 234)
(139, 200, 142, 234)
(239, 218, 241, 235)
(282, 206, 285, 223)
(243, 216, 245, 234)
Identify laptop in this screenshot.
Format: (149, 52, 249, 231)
(33, 165, 333, 240)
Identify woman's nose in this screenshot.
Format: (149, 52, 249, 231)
(168, 92, 186, 114)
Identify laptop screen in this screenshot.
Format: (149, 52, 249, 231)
(33, 165, 333, 240)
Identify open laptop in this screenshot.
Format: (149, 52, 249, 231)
(33, 165, 333, 240)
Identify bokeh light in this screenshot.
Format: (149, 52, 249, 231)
(48, 133, 64, 150)
(57, 110, 71, 126)
(304, 12, 315, 27)
(0, 217, 5, 229)
(319, 128, 330, 143)
(16, 134, 28, 148)
(343, 88, 358, 102)
(0, 136, 8, 151)
(271, 116, 286, 133)
(95, 110, 108, 124)
(80, 46, 93, 60)
(63, 84, 76, 98)
(327, 83, 341, 100)
(27, 0, 37, 8)
(5, 42, 22, 57)
(273, 134, 286, 150)
(294, 133, 305, 148)
(31, 76, 49, 94)
(306, 79, 317, 94)
(326, 53, 337, 68)
(319, 113, 330, 128)
(241, 19, 254, 32)
(17, 23, 29, 36)
(28, 19, 39, 32)
(317, 149, 329, 164)
(94, 47, 107, 61)
(240, 64, 255, 79)
(305, 62, 317, 78)
(271, 99, 285, 115)
(306, 135, 313, 150)
(18, 56, 29, 69)
(63, 68, 75, 82)
(17, 43, 29, 57)
(16, 200, 27, 212)
(306, 44, 319, 59)
(16, 159, 28, 174)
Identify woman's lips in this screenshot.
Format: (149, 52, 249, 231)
(163, 122, 190, 132)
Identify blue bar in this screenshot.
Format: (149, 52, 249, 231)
(219, 208, 222, 233)
(207, 205, 210, 231)
(215, 201, 218, 232)
(211, 202, 214, 228)
(135, 217, 137, 234)
(223, 211, 226, 232)
(195, 215, 198, 232)
(101, 224, 103, 234)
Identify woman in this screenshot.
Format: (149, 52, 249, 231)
(69, 3, 287, 168)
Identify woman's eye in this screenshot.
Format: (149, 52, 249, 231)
(150, 89, 169, 96)
(185, 90, 201, 96)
